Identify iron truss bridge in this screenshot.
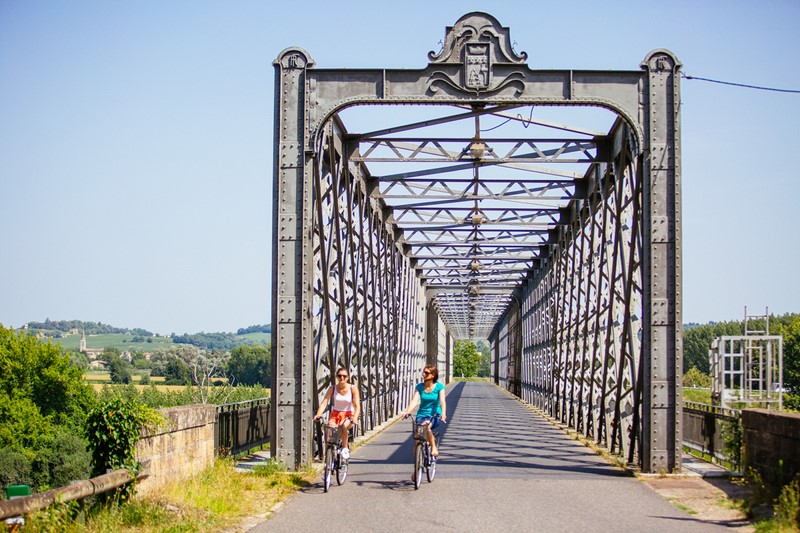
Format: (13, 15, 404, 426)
(272, 12, 683, 473)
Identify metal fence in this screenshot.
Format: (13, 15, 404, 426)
(215, 398, 270, 457)
(682, 401, 741, 471)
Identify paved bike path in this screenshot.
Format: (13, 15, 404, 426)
(250, 381, 726, 532)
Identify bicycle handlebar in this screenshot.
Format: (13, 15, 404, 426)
(405, 415, 447, 424)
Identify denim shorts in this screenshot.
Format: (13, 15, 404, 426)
(415, 415, 441, 430)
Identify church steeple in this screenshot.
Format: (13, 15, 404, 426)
(80, 329, 86, 352)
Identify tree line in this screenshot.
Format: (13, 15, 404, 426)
(236, 324, 271, 335)
(25, 319, 272, 343)
(171, 325, 271, 350)
(26, 319, 138, 335)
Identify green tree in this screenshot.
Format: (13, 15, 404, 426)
(68, 349, 89, 370)
(108, 354, 133, 384)
(131, 351, 152, 370)
(771, 314, 800, 394)
(453, 340, 481, 378)
(475, 340, 491, 377)
(683, 321, 743, 373)
(149, 344, 200, 377)
(163, 357, 192, 385)
(101, 346, 121, 361)
(227, 344, 271, 386)
(0, 325, 96, 490)
(683, 366, 711, 388)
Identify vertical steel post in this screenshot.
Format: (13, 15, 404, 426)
(271, 48, 316, 467)
(640, 50, 682, 472)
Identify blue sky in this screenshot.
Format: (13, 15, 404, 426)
(1, 1, 798, 335)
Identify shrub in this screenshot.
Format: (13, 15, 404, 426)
(29, 429, 91, 491)
(683, 367, 711, 388)
(85, 397, 162, 477)
(783, 393, 800, 413)
(0, 447, 32, 489)
(774, 476, 800, 529)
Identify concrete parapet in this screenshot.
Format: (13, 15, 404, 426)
(136, 404, 216, 495)
(742, 408, 800, 488)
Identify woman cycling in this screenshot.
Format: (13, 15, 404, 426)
(314, 367, 360, 459)
(399, 364, 446, 456)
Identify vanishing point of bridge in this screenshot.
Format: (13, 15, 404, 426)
(270, 12, 682, 473)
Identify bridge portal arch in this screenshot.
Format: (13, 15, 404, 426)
(272, 12, 682, 472)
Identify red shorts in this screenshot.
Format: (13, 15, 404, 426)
(330, 410, 353, 425)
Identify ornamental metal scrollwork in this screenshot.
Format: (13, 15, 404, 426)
(426, 12, 528, 96)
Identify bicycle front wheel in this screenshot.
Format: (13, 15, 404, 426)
(414, 443, 424, 489)
(323, 447, 334, 492)
(427, 448, 436, 482)
(336, 452, 348, 485)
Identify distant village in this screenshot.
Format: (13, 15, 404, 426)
(22, 324, 154, 370)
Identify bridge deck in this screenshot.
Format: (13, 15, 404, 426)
(252, 382, 725, 532)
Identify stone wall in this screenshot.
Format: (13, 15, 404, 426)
(742, 408, 800, 488)
(135, 404, 216, 495)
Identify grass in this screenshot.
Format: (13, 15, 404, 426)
(239, 332, 271, 344)
(752, 476, 800, 533)
(22, 458, 314, 532)
(683, 388, 713, 404)
(86, 372, 166, 383)
(90, 383, 190, 393)
(671, 501, 698, 515)
(49, 333, 175, 351)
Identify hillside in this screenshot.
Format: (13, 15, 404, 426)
(21, 320, 271, 351)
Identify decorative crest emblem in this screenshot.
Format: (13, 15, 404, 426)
(464, 43, 490, 90)
(427, 12, 528, 97)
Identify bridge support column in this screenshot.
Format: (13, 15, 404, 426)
(641, 50, 683, 473)
(271, 48, 316, 468)
(426, 304, 438, 366)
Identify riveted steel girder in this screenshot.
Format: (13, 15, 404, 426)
(272, 12, 681, 473)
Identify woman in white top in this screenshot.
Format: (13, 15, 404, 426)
(314, 367, 361, 458)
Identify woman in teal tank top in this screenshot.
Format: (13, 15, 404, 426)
(399, 364, 447, 456)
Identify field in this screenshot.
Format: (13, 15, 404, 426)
(86, 371, 234, 393)
(86, 371, 184, 392)
(47, 332, 174, 351)
(683, 388, 713, 404)
(90, 383, 190, 392)
(240, 332, 271, 343)
(86, 371, 165, 383)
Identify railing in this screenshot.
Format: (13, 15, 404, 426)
(0, 469, 146, 521)
(215, 398, 270, 457)
(682, 401, 742, 471)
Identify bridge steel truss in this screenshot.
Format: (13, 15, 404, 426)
(272, 12, 682, 472)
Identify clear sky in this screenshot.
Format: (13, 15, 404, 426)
(1, 0, 798, 335)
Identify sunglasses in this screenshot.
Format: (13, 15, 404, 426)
(422, 371, 432, 376)
(337, 374, 348, 379)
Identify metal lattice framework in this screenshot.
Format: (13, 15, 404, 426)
(272, 12, 682, 472)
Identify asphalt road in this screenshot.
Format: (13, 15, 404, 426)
(249, 381, 728, 533)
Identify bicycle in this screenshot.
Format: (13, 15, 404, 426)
(410, 417, 443, 489)
(318, 419, 354, 492)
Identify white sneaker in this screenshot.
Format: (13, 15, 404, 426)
(341, 448, 350, 460)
